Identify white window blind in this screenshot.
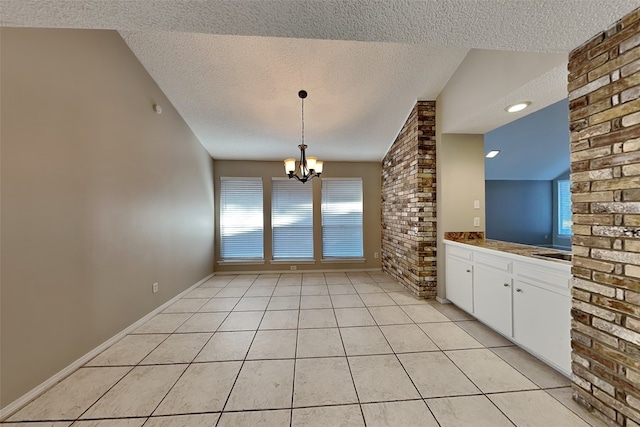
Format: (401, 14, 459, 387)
(272, 179, 314, 259)
(220, 178, 264, 259)
(558, 180, 572, 236)
(322, 179, 363, 258)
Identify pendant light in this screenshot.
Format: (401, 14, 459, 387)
(284, 90, 323, 183)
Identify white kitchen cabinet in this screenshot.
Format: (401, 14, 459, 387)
(446, 257, 474, 313)
(445, 245, 474, 313)
(474, 265, 513, 336)
(443, 240, 572, 376)
(513, 278, 571, 375)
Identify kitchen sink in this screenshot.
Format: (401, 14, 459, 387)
(532, 252, 572, 261)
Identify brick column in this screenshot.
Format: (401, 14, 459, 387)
(568, 7, 640, 426)
(381, 101, 437, 298)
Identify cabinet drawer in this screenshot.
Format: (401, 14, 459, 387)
(514, 264, 571, 295)
(475, 252, 512, 272)
(447, 245, 473, 261)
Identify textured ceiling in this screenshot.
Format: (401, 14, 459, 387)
(119, 32, 467, 161)
(439, 49, 569, 134)
(2, 0, 638, 162)
(3, 1, 637, 51)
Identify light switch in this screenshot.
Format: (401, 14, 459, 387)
(474, 200, 480, 209)
(474, 217, 480, 227)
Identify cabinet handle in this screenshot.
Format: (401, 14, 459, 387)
(516, 288, 523, 293)
(503, 283, 509, 287)
(466, 269, 471, 273)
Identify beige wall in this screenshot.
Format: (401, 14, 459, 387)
(213, 160, 381, 272)
(436, 97, 486, 298)
(0, 28, 214, 407)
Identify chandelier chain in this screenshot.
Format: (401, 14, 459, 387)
(283, 89, 322, 183)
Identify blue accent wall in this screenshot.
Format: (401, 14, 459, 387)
(486, 180, 553, 246)
(485, 99, 570, 181)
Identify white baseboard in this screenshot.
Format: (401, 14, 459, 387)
(0, 273, 214, 421)
(213, 268, 383, 275)
(436, 296, 451, 304)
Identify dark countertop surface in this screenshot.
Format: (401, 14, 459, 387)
(445, 237, 572, 265)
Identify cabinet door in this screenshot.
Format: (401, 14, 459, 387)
(513, 280, 571, 375)
(473, 266, 513, 336)
(446, 256, 473, 313)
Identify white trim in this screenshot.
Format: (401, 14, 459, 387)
(217, 260, 266, 266)
(321, 258, 366, 264)
(0, 273, 214, 421)
(269, 259, 316, 265)
(213, 268, 382, 275)
(436, 296, 451, 304)
(219, 176, 263, 181)
(320, 177, 363, 181)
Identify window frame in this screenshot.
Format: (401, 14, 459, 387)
(557, 179, 572, 237)
(321, 178, 364, 261)
(271, 178, 315, 261)
(219, 177, 265, 262)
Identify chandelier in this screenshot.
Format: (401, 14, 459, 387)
(284, 90, 323, 183)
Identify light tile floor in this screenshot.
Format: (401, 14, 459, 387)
(4, 272, 608, 427)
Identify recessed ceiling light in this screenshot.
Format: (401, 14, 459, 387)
(505, 102, 531, 113)
(486, 150, 500, 158)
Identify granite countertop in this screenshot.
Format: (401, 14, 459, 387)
(444, 232, 572, 264)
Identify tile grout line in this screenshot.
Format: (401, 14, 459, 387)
(144, 276, 246, 424)
(10, 271, 595, 426)
(357, 279, 443, 427)
(437, 324, 526, 427)
(214, 274, 268, 427)
(187, 286, 243, 365)
(99, 276, 234, 426)
(70, 290, 217, 424)
(333, 274, 368, 427)
(289, 274, 303, 427)
(542, 388, 607, 427)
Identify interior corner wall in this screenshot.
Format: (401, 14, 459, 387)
(381, 101, 437, 298)
(567, 7, 640, 426)
(0, 28, 214, 408)
(434, 123, 486, 299)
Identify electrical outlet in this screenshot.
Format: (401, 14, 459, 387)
(290, 266, 297, 271)
(152, 282, 158, 293)
(474, 200, 480, 209)
(474, 217, 480, 227)
(374, 252, 379, 259)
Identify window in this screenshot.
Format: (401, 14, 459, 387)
(322, 179, 363, 258)
(272, 179, 313, 259)
(220, 178, 263, 260)
(558, 179, 572, 236)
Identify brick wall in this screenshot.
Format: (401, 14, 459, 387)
(568, 7, 640, 426)
(381, 101, 437, 298)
